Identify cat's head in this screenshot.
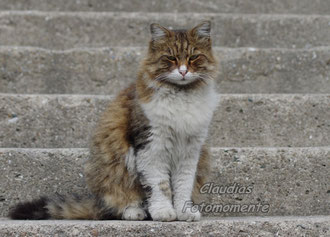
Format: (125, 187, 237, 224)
(143, 21, 217, 88)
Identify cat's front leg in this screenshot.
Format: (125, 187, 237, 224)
(172, 145, 202, 221)
(136, 150, 176, 222)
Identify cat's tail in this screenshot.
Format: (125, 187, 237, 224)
(9, 194, 119, 220)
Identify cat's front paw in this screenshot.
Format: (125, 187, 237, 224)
(176, 202, 201, 222)
(149, 206, 177, 222)
(177, 208, 201, 222)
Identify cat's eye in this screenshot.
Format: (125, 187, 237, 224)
(189, 55, 200, 61)
(166, 56, 177, 61)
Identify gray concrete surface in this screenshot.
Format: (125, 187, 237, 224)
(1, 0, 330, 14)
(1, 47, 330, 94)
(0, 94, 329, 148)
(1, 148, 329, 217)
(0, 12, 330, 49)
(0, 216, 329, 236)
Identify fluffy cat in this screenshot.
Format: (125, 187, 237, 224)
(9, 21, 219, 222)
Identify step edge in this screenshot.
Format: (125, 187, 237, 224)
(1, 147, 329, 152)
(0, 215, 329, 224)
(1, 10, 330, 19)
(1, 45, 330, 52)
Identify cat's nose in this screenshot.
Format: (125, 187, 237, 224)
(179, 65, 188, 77)
(179, 70, 187, 76)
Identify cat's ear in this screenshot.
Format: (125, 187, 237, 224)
(190, 21, 211, 38)
(150, 23, 171, 41)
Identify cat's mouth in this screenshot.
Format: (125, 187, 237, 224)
(163, 70, 198, 85)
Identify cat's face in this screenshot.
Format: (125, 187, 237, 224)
(144, 21, 217, 88)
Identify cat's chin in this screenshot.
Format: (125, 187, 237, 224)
(167, 78, 197, 85)
(162, 75, 201, 86)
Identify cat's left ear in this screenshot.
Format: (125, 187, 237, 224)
(190, 21, 211, 38)
(150, 23, 171, 41)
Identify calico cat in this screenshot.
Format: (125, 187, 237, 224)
(9, 21, 219, 222)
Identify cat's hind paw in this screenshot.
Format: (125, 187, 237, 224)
(122, 206, 147, 220)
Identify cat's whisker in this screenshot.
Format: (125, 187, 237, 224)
(196, 74, 213, 85)
(198, 73, 213, 79)
(199, 79, 208, 85)
(154, 74, 168, 82)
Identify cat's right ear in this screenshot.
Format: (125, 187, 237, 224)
(150, 23, 171, 41)
(191, 21, 211, 38)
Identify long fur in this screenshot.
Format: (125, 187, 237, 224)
(9, 197, 50, 220)
(9, 21, 218, 221)
(9, 194, 120, 220)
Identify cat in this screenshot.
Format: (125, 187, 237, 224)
(9, 21, 219, 222)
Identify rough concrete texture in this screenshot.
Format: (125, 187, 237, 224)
(0, 12, 330, 49)
(0, 148, 89, 218)
(0, 216, 329, 237)
(205, 148, 330, 217)
(1, 47, 330, 94)
(1, 94, 329, 148)
(1, 0, 330, 14)
(0, 148, 329, 218)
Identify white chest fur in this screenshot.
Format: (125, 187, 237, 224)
(141, 84, 219, 137)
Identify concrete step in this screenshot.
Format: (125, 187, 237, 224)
(0, 94, 329, 148)
(0, 216, 329, 236)
(0, 12, 330, 49)
(1, 0, 330, 14)
(0, 148, 329, 218)
(1, 46, 330, 94)
(1, 216, 329, 236)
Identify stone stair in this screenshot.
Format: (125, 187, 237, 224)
(0, 12, 330, 49)
(0, 0, 329, 236)
(1, 47, 330, 94)
(0, 216, 329, 237)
